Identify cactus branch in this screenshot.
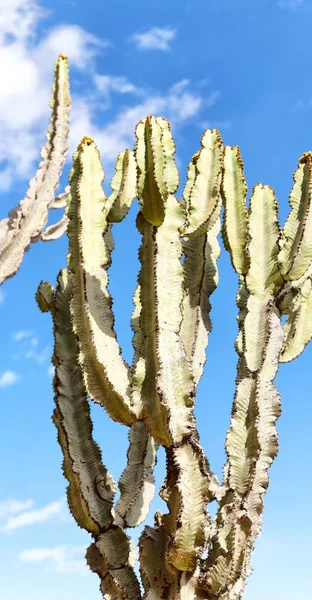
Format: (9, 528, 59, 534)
(0, 56, 70, 285)
(66, 138, 138, 425)
(37, 270, 141, 600)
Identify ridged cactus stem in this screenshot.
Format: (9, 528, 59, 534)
(0, 56, 70, 285)
(134, 117, 216, 574)
(37, 113, 312, 600)
(36, 271, 141, 600)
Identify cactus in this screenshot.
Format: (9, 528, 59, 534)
(37, 116, 312, 600)
(0, 55, 70, 286)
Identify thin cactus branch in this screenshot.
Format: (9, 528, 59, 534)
(0, 56, 70, 285)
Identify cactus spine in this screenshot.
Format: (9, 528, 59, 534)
(0, 55, 70, 285)
(37, 115, 312, 599)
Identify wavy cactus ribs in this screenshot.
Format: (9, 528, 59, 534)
(0, 55, 70, 286)
(37, 116, 312, 599)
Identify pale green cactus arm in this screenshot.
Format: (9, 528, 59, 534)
(181, 130, 223, 385)
(139, 519, 180, 600)
(200, 185, 285, 598)
(0, 56, 70, 285)
(182, 129, 223, 238)
(280, 277, 312, 362)
(221, 146, 249, 275)
(107, 150, 137, 222)
(181, 220, 221, 386)
(36, 272, 116, 534)
(36, 270, 141, 600)
(278, 152, 312, 281)
(66, 137, 138, 426)
(41, 214, 69, 241)
(50, 185, 70, 209)
(133, 117, 211, 574)
(115, 422, 158, 528)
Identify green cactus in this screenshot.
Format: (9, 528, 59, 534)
(37, 117, 312, 599)
(0, 55, 70, 286)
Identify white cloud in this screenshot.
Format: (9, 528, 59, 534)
(94, 74, 137, 95)
(20, 545, 88, 576)
(26, 345, 50, 364)
(12, 330, 33, 341)
(69, 79, 215, 168)
(48, 365, 54, 377)
(0, 499, 34, 520)
(0, 0, 44, 44)
(278, 0, 304, 8)
(1, 500, 63, 532)
(0, 289, 4, 304)
(0, 1, 220, 194)
(0, 0, 105, 189)
(132, 26, 177, 51)
(0, 370, 20, 387)
(12, 330, 49, 362)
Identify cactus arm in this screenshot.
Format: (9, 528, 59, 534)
(132, 213, 171, 446)
(181, 206, 221, 386)
(280, 278, 312, 362)
(278, 152, 312, 280)
(107, 150, 137, 223)
(235, 276, 249, 357)
(160, 442, 210, 573)
(67, 138, 137, 425)
(50, 186, 70, 209)
(86, 530, 141, 600)
(139, 521, 180, 600)
(133, 117, 210, 573)
(180, 129, 222, 385)
(135, 115, 179, 226)
(0, 56, 70, 285)
(182, 129, 223, 238)
(41, 214, 69, 241)
(37, 271, 141, 600)
(221, 146, 249, 275)
(115, 422, 158, 528)
(37, 271, 116, 534)
(200, 184, 284, 597)
(244, 186, 283, 372)
(153, 196, 210, 572)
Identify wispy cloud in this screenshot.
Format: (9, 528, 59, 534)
(0, 0, 107, 191)
(12, 330, 49, 363)
(26, 345, 50, 364)
(131, 26, 177, 51)
(48, 365, 54, 377)
(0, 1, 220, 193)
(278, 0, 304, 9)
(20, 545, 89, 576)
(0, 499, 34, 520)
(1, 500, 63, 531)
(94, 74, 137, 96)
(0, 370, 20, 387)
(0, 289, 4, 304)
(12, 330, 34, 341)
(69, 79, 218, 169)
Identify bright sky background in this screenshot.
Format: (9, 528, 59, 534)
(0, 0, 312, 599)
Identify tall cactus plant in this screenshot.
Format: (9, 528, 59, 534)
(0, 55, 70, 286)
(37, 116, 312, 600)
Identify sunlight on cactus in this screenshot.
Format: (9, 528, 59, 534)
(36, 114, 312, 600)
(0, 55, 70, 285)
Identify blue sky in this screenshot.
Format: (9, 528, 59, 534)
(0, 0, 312, 598)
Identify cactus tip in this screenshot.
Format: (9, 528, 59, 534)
(58, 54, 68, 60)
(80, 136, 94, 146)
(299, 151, 312, 164)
